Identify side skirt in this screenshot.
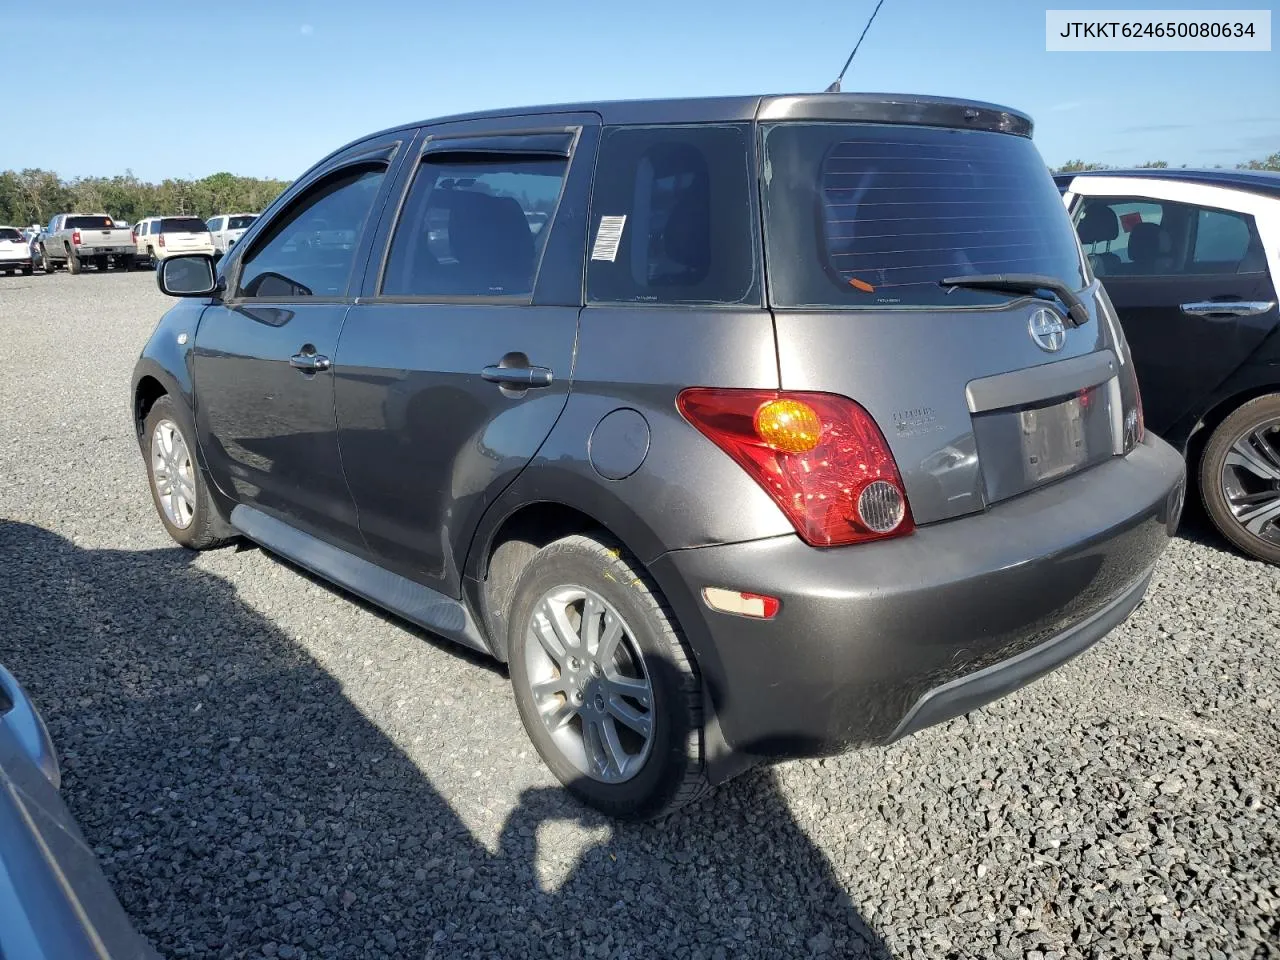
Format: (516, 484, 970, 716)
(230, 504, 491, 655)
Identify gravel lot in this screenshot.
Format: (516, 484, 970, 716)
(0, 269, 1277, 959)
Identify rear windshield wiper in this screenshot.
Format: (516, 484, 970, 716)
(939, 274, 1091, 328)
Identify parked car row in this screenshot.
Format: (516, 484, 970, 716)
(6, 213, 259, 276)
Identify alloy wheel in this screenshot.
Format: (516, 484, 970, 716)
(523, 585, 655, 784)
(151, 419, 196, 529)
(1220, 417, 1280, 547)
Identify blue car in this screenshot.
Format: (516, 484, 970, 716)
(0, 664, 157, 959)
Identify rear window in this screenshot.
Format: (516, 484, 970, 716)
(160, 217, 209, 233)
(228, 215, 257, 230)
(65, 216, 115, 230)
(762, 123, 1085, 308)
(0, 228, 22, 241)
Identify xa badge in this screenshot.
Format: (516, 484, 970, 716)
(1028, 308, 1067, 353)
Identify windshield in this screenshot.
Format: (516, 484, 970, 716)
(0, 228, 22, 241)
(65, 215, 116, 230)
(761, 122, 1084, 309)
(227, 215, 257, 230)
(161, 217, 209, 233)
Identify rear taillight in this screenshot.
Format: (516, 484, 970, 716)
(158, 233, 166, 248)
(71, 229, 81, 245)
(131, 230, 137, 243)
(1122, 362, 1145, 453)
(677, 388, 914, 547)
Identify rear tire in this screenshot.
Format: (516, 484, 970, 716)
(67, 251, 81, 275)
(21, 265, 32, 276)
(142, 395, 236, 551)
(507, 533, 709, 820)
(146, 247, 156, 269)
(41, 247, 53, 273)
(1200, 393, 1280, 565)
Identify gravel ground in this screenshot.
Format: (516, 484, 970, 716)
(0, 269, 1277, 960)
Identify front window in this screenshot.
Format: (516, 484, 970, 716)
(236, 165, 385, 298)
(761, 122, 1085, 308)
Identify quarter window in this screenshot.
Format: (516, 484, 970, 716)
(1193, 208, 1254, 269)
(382, 154, 567, 298)
(587, 124, 757, 305)
(236, 164, 386, 299)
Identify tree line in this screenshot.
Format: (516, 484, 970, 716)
(0, 169, 291, 228)
(1055, 151, 1280, 174)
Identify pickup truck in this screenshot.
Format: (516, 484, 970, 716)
(40, 214, 135, 274)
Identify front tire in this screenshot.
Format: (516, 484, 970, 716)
(1200, 393, 1280, 565)
(142, 395, 235, 550)
(507, 533, 708, 820)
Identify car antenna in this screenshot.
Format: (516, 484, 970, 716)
(825, 0, 888, 93)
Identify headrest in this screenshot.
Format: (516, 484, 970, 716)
(1077, 205, 1119, 245)
(1127, 221, 1172, 266)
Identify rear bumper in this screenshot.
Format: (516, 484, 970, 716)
(650, 434, 1185, 777)
(0, 257, 32, 269)
(74, 248, 133, 258)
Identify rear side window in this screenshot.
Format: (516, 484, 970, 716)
(228, 215, 257, 230)
(65, 216, 115, 230)
(381, 155, 567, 299)
(761, 123, 1084, 308)
(587, 124, 757, 306)
(161, 217, 208, 233)
(1075, 195, 1265, 277)
(207, 217, 224, 231)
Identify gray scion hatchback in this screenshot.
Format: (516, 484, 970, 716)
(133, 93, 1186, 819)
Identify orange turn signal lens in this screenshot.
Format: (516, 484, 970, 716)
(753, 398, 822, 454)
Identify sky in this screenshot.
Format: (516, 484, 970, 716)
(2, 0, 1276, 182)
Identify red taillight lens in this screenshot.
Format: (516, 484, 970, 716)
(677, 388, 914, 547)
(131, 230, 137, 243)
(158, 233, 166, 248)
(71, 229, 81, 245)
(1120, 359, 1144, 452)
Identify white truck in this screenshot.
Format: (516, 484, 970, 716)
(40, 214, 135, 274)
(206, 213, 258, 256)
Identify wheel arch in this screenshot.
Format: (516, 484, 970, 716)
(1184, 380, 1280, 483)
(465, 497, 653, 663)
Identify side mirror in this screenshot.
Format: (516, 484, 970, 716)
(157, 254, 220, 297)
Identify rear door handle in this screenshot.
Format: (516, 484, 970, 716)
(289, 351, 331, 372)
(481, 365, 553, 388)
(1180, 300, 1276, 318)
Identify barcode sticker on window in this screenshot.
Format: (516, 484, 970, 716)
(591, 215, 627, 262)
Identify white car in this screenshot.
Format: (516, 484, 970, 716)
(206, 213, 258, 255)
(0, 226, 34, 275)
(132, 216, 215, 267)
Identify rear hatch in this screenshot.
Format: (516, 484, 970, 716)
(759, 99, 1141, 524)
(0, 227, 27, 260)
(159, 216, 213, 251)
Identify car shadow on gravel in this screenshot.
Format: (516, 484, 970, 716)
(0, 520, 892, 960)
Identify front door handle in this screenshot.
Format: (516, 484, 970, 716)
(289, 350, 331, 372)
(1180, 300, 1276, 318)
(481, 364, 553, 388)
